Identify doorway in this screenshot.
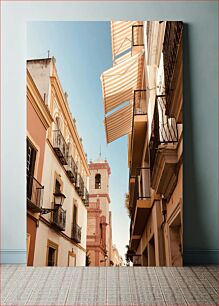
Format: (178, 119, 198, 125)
(148, 236, 156, 266)
(47, 240, 58, 266)
(142, 246, 148, 266)
(48, 247, 56, 266)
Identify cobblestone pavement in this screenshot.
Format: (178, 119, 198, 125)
(1, 265, 218, 305)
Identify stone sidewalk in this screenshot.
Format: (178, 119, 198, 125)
(1, 265, 218, 305)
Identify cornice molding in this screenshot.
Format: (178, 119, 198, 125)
(27, 70, 53, 130)
(89, 162, 111, 175)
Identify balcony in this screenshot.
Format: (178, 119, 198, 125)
(71, 223, 82, 243)
(82, 187, 89, 206)
(163, 21, 183, 123)
(150, 95, 178, 199)
(51, 206, 66, 231)
(53, 130, 68, 165)
(27, 174, 44, 213)
(130, 90, 148, 177)
(76, 173, 84, 197)
(130, 167, 151, 250)
(66, 156, 78, 183)
(132, 24, 144, 56)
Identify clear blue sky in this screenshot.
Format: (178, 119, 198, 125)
(27, 21, 130, 261)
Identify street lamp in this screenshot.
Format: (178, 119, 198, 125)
(53, 191, 66, 207)
(40, 191, 66, 215)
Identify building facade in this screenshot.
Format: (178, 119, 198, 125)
(86, 159, 113, 266)
(101, 21, 183, 266)
(111, 245, 124, 266)
(26, 57, 89, 266)
(26, 69, 53, 266)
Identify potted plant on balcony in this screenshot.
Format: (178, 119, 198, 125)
(124, 193, 132, 218)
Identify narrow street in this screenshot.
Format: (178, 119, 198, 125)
(1, 1, 218, 305)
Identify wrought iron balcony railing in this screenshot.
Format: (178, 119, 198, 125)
(71, 222, 82, 243)
(52, 206, 66, 231)
(27, 174, 44, 212)
(76, 173, 84, 197)
(66, 155, 78, 183)
(163, 21, 183, 114)
(133, 90, 147, 115)
(130, 167, 151, 217)
(53, 130, 68, 165)
(150, 95, 178, 174)
(132, 25, 144, 47)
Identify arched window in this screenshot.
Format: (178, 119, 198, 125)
(95, 174, 101, 189)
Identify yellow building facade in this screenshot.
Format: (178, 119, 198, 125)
(27, 57, 90, 266)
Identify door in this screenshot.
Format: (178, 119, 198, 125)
(142, 246, 148, 266)
(48, 247, 56, 266)
(47, 240, 58, 266)
(148, 236, 156, 266)
(169, 212, 182, 266)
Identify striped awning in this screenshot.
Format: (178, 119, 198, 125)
(104, 104, 133, 143)
(101, 52, 144, 114)
(111, 21, 143, 60)
(113, 51, 132, 66)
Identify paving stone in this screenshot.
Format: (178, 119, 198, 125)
(1, 265, 218, 305)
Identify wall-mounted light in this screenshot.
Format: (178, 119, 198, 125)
(40, 191, 66, 215)
(53, 191, 66, 207)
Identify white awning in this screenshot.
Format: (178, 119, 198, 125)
(101, 52, 144, 114)
(104, 104, 133, 143)
(111, 21, 143, 60)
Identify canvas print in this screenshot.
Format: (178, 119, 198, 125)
(26, 21, 183, 267)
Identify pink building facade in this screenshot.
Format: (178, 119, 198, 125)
(86, 159, 112, 266)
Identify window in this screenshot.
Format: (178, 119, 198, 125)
(73, 203, 77, 226)
(47, 240, 58, 266)
(26, 138, 37, 175)
(67, 141, 71, 157)
(95, 174, 101, 189)
(55, 180, 61, 193)
(26, 138, 37, 199)
(72, 142, 76, 158)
